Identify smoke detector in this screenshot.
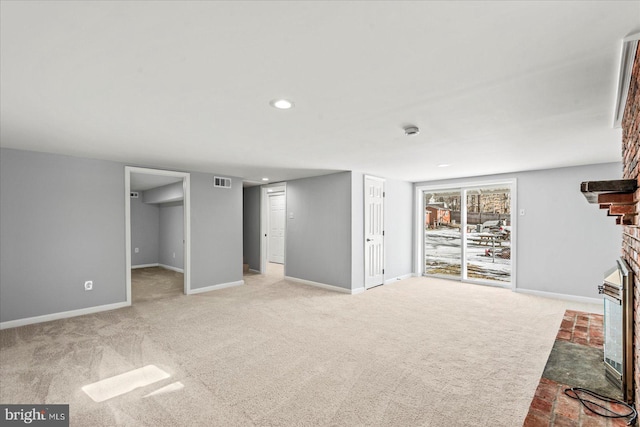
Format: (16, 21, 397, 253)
(404, 125, 420, 136)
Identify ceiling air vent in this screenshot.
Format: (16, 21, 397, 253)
(214, 176, 232, 189)
(130, 192, 139, 198)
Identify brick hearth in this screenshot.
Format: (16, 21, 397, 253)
(524, 311, 632, 427)
(556, 310, 604, 349)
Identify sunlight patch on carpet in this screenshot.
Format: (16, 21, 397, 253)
(144, 381, 184, 398)
(82, 365, 170, 402)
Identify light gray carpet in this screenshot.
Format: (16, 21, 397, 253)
(131, 267, 184, 303)
(0, 269, 601, 426)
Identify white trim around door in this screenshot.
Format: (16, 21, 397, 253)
(125, 166, 192, 304)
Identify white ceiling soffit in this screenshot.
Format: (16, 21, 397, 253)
(613, 31, 640, 128)
(130, 173, 182, 192)
(1, 1, 639, 183)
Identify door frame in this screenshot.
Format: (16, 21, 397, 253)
(364, 175, 386, 289)
(260, 183, 286, 273)
(414, 178, 517, 290)
(125, 166, 192, 303)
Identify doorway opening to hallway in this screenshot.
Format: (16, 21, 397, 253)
(261, 184, 286, 278)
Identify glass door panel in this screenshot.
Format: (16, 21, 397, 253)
(424, 190, 462, 279)
(464, 186, 511, 283)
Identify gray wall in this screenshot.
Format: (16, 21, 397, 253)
(415, 162, 622, 298)
(0, 148, 243, 323)
(159, 203, 184, 270)
(130, 196, 160, 266)
(242, 186, 261, 271)
(190, 172, 243, 290)
(0, 148, 125, 322)
(383, 178, 414, 281)
(351, 172, 364, 289)
(286, 172, 352, 289)
(286, 172, 413, 291)
(516, 163, 621, 297)
(350, 173, 414, 289)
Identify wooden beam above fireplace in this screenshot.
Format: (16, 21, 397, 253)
(580, 179, 637, 203)
(581, 179, 638, 225)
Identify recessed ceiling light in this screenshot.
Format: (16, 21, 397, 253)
(262, 178, 269, 181)
(270, 99, 294, 109)
(437, 164, 450, 168)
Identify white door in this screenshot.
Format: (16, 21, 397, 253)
(268, 193, 285, 264)
(365, 176, 385, 289)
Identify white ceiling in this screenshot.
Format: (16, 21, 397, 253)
(1, 1, 639, 184)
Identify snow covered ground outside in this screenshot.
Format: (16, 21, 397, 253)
(424, 228, 511, 282)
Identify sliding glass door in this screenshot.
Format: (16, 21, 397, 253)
(422, 181, 514, 286)
(463, 186, 512, 283)
(424, 190, 462, 279)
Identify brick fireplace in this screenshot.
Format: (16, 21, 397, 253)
(620, 45, 639, 414)
(581, 38, 639, 410)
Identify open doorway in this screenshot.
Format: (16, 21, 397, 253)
(260, 184, 286, 278)
(125, 167, 191, 304)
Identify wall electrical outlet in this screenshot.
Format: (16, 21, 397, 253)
(172, 252, 176, 258)
(84, 280, 93, 291)
(134, 247, 139, 253)
(519, 209, 526, 216)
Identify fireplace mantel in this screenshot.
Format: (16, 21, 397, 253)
(581, 179, 638, 225)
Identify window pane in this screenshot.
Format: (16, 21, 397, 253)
(424, 190, 462, 279)
(464, 187, 511, 283)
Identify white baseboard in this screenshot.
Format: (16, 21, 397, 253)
(384, 273, 413, 285)
(159, 264, 184, 273)
(0, 301, 130, 330)
(514, 288, 602, 305)
(188, 280, 244, 295)
(285, 276, 358, 294)
(131, 264, 183, 273)
(351, 287, 365, 295)
(248, 269, 260, 274)
(132, 263, 159, 269)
